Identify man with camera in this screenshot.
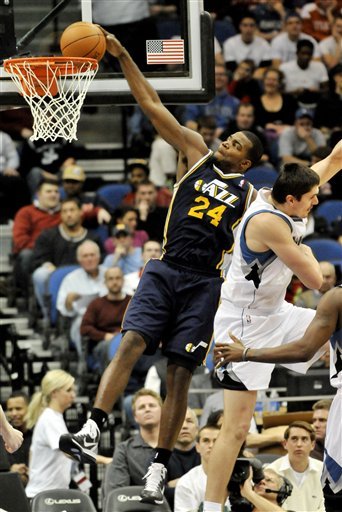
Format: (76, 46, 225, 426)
(229, 459, 293, 512)
(242, 467, 293, 511)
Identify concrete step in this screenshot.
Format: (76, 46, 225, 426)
(0, 297, 8, 309)
(17, 339, 44, 351)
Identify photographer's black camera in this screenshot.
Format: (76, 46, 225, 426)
(227, 457, 264, 512)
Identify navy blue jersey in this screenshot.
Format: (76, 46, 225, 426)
(161, 151, 254, 274)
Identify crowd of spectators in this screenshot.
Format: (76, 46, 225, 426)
(1, 381, 335, 511)
(1, 1, 341, 511)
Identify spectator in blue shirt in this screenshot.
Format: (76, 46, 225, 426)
(183, 64, 240, 138)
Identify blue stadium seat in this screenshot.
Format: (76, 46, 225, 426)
(314, 200, 342, 226)
(305, 238, 342, 262)
(46, 265, 79, 326)
(43, 265, 79, 349)
(107, 332, 123, 360)
(245, 166, 278, 190)
(96, 184, 131, 212)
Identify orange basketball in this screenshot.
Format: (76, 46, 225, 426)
(60, 21, 106, 61)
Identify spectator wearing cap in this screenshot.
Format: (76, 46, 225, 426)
(280, 39, 329, 108)
(61, 164, 86, 199)
(271, 12, 321, 68)
(278, 108, 326, 166)
(103, 224, 142, 274)
(61, 164, 112, 214)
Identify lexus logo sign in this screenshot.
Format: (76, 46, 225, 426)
(117, 494, 141, 502)
(44, 498, 82, 505)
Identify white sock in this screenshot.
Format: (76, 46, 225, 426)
(203, 501, 222, 512)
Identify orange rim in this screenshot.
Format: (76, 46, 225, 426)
(3, 56, 98, 97)
(3, 56, 98, 77)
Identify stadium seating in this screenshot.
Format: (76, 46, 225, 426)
(305, 238, 342, 264)
(245, 165, 278, 190)
(96, 184, 131, 212)
(314, 199, 342, 227)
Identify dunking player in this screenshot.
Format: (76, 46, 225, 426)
(215, 286, 342, 512)
(202, 142, 341, 512)
(59, 29, 263, 504)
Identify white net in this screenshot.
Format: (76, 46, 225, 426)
(4, 57, 98, 142)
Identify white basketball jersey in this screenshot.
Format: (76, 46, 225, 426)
(221, 188, 307, 311)
(330, 285, 342, 389)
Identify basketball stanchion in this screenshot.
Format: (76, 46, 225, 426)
(3, 56, 98, 142)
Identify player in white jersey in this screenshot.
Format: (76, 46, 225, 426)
(215, 286, 342, 512)
(203, 140, 342, 512)
(215, 186, 324, 391)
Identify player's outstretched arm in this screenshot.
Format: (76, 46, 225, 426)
(0, 405, 23, 453)
(311, 139, 341, 185)
(214, 287, 340, 366)
(100, 28, 207, 166)
(249, 214, 323, 290)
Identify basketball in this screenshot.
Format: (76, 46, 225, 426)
(60, 21, 106, 61)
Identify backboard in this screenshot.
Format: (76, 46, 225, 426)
(0, 0, 215, 106)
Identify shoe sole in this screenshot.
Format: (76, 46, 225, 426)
(59, 435, 97, 464)
(140, 496, 164, 505)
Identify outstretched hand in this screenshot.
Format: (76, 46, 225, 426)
(214, 333, 245, 368)
(97, 26, 125, 58)
(2, 424, 24, 453)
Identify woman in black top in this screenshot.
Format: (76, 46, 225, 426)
(254, 67, 298, 134)
(254, 67, 298, 167)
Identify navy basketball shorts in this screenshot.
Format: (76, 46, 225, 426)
(122, 258, 223, 366)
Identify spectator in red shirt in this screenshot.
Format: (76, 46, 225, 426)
(301, 0, 341, 41)
(13, 179, 110, 294)
(80, 266, 131, 372)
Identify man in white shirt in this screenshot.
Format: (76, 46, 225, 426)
(123, 240, 162, 296)
(319, 14, 342, 69)
(223, 15, 272, 72)
(278, 108, 326, 166)
(267, 421, 325, 512)
(57, 239, 107, 356)
(280, 39, 329, 104)
(175, 424, 230, 512)
(271, 12, 321, 67)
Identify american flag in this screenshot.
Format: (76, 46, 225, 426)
(146, 39, 185, 65)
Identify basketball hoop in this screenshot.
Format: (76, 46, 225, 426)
(3, 56, 98, 142)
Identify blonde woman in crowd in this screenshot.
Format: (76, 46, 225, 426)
(0, 403, 23, 452)
(25, 370, 76, 498)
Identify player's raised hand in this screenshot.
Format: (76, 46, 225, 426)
(97, 27, 125, 58)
